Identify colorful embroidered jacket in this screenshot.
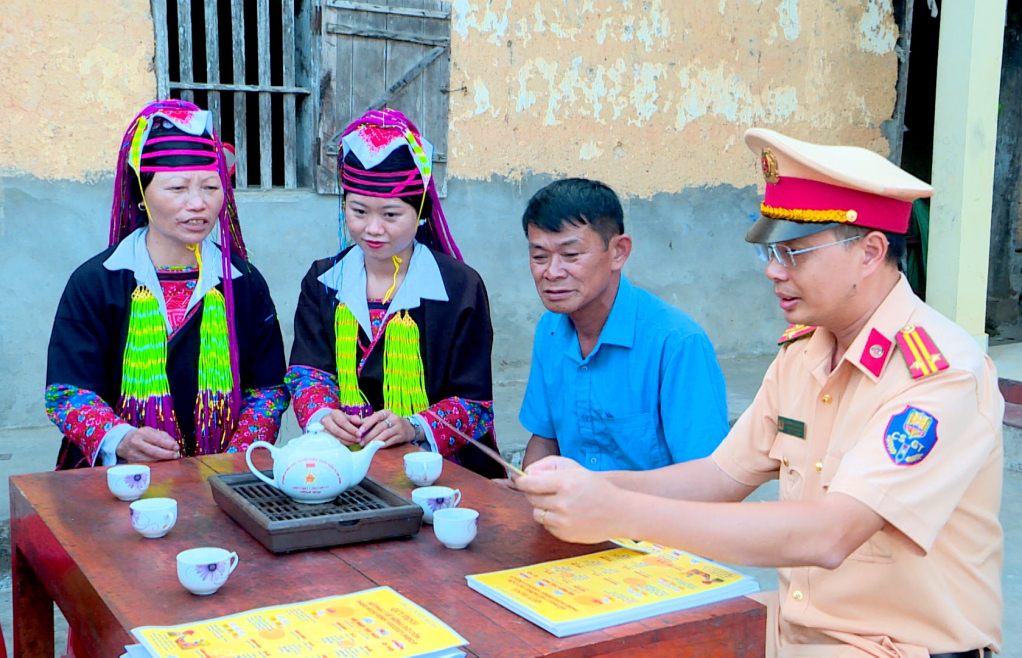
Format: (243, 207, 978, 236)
(45, 243, 288, 469)
(286, 244, 503, 479)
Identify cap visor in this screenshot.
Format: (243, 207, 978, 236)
(744, 216, 840, 244)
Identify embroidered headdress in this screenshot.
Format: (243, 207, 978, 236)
(332, 109, 457, 419)
(337, 108, 461, 260)
(109, 100, 245, 455)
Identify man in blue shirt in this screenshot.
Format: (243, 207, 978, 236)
(519, 178, 729, 471)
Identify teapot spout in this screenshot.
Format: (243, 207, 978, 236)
(350, 440, 385, 486)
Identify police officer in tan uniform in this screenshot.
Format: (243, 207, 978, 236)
(516, 129, 1004, 658)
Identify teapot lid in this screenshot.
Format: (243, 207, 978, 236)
(291, 423, 343, 450)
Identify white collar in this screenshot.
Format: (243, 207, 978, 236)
(103, 227, 242, 333)
(317, 243, 449, 336)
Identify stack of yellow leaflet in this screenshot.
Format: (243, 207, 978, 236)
(124, 587, 468, 658)
(466, 542, 760, 638)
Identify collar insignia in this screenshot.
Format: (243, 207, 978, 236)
(859, 328, 892, 378)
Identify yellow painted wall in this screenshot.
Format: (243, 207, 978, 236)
(0, 0, 156, 181)
(0, 0, 898, 194)
(447, 0, 899, 197)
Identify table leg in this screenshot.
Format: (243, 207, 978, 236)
(12, 545, 54, 658)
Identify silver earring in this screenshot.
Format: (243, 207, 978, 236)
(418, 218, 427, 226)
(137, 202, 146, 211)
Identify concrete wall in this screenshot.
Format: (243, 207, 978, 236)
(0, 173, 775, 429)
(0, 0, 900, 429)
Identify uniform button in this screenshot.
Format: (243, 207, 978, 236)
(821, 394, 833, 405)
(590, 457, 597, 465)
(814, 462, 823, 473)
(581, 366, 588, 371)
(792, 590, 803, 601)
(782, 457, 789, 467)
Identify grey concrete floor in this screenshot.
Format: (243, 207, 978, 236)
(2, 355, 1019, 655)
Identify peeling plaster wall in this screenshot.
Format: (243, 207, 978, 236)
(447, 0, 898, 197)
(0, 0, 156, 181)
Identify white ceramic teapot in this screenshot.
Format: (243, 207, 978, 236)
(245, 423, 385, 504)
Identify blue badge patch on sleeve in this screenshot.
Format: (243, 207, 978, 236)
(884, 406, 938, 466)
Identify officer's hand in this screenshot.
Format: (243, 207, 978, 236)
(516, 458, 622, 544)
(524, 455, 583, 476)
(116, 427, 181, 462)
(491, 477, 520, 491)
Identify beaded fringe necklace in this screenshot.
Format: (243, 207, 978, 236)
(117, 244, 235, 454)
(333, 254, 430, 418)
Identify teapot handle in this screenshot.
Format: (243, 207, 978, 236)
(245, 441, 278, 488)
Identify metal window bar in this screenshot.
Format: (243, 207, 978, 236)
(152, 0, 312, 190)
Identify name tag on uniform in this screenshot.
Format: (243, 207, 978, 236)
(777, 416, 806, 439)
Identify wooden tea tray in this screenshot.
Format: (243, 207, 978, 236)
(209, 471, 423, 553)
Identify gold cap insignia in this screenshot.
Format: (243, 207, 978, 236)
(761, 148, 780, 184)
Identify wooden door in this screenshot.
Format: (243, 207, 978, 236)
(317, 0, 451, 195)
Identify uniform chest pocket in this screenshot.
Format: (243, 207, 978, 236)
(598, 412, 660, 469)
(767, 433, 806, 501)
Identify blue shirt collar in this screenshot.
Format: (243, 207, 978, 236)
(317, 242, 449, 337)
(103, 227, 242, 333)
(557, 275, 637, 363)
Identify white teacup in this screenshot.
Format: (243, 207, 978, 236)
(433, 508, 479, 549)
(107, 465, 151, 501)
(129, 498, 177, 539)
(404, 451, 443, 486)
(177, 547, 239, 596)
(411, 486, 461, 524)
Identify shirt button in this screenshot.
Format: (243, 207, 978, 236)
(792, 590, 803, 601)
(821, 394, 833, 404)
(814, 462, 823, 473)
(581, 366, 588, 371)
(782, 457, 789, 467)
(590, 458, 597, 464)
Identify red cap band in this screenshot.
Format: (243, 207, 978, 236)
(763, 177, 913, 234)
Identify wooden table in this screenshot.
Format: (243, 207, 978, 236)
(10, 446, 765, 657)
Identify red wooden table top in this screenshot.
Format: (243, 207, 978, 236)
(10, 445, 765, 658)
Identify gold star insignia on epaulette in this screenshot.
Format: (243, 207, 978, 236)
(895, 325, 949, 379)
(778, 324, 816, 346)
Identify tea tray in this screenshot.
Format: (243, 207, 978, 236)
(209, 471, 423, 554)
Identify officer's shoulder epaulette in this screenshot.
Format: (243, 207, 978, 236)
(894, 324, 950, 379)
(778, 324, 816, 346)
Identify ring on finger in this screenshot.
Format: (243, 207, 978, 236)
(539, 509, 548, 524)
(384, 418, 394, 428)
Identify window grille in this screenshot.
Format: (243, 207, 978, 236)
(151, 0, 316, 190)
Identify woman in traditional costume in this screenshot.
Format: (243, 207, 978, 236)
(45, 100, 288, 469)
(286, 109, 503, 478)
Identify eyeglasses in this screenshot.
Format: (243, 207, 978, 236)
(755, 235, 862, 269)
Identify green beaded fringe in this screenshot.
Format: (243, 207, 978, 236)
(334, 304, 372, 416)
(382, 310, 429, 417)
(197, 288, 233, 396)
(118, 286, 179, 436)
(195, 287, 233, 454)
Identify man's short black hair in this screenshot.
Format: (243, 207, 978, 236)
(522, 178, 624, 248)
(833, 224, 906, 270)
